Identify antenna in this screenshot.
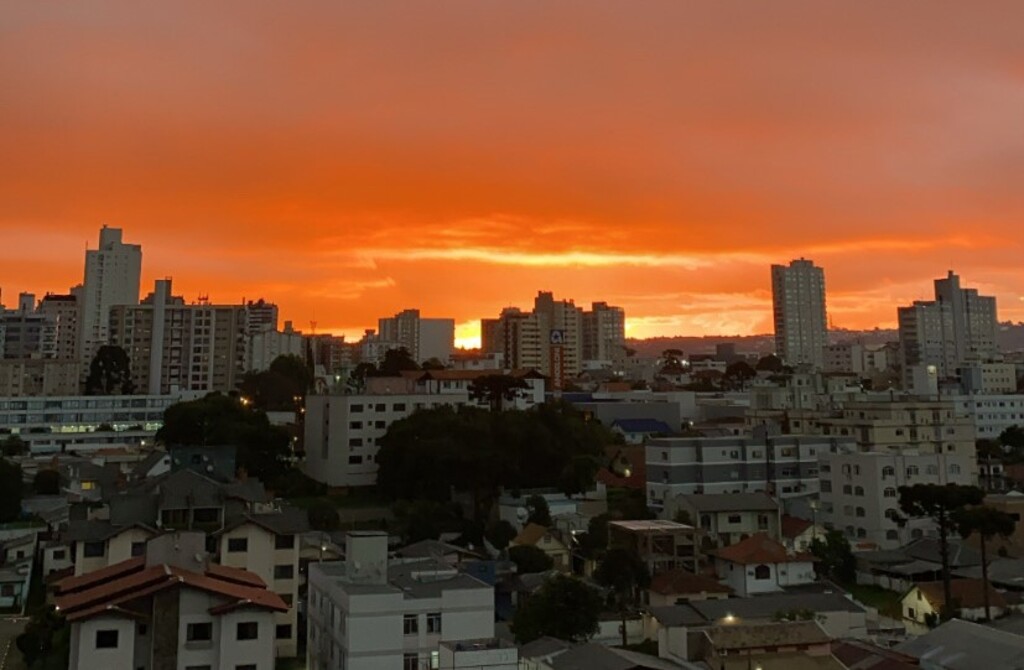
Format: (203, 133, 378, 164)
(310, 321, 317, 335)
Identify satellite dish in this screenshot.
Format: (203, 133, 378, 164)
(516, 507, 529, 523)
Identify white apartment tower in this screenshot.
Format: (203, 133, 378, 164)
(79, 226, 142, 366)
(771, 259, 828, 368)
(898, 271, 998, 386)
(377, 308, 455, 364)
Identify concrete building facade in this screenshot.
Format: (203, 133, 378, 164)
(771, 259, 827, 368)
(79, 226, 142, 370)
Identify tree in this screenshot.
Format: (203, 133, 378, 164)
(724, 361, 756, 389)
(511, 574, 601, 644)
(486, 520, 518, 551)
(525, 495, 552, 527)
(84, 345, 135, 395)
(469, 374, 529, 411)
(999, 425, 1024, 451)
(376, 348, 420, 376)
(810, 530, 855, 583)
(659, 349, 686, 374)
(308, 501, 340, 532)
(156, 393, 291, 486)
(577, 513, 610, 559)
(593, 548, 650, 645)
(899, 483, 985, 620)
(0, 459, 23, 522)
(421, 357, 447, 370)
(1, 434, 27, 457)
(755, 354, 784, 372)
(956, 506, 1016, 621)
(238, 354, 311, 411)
(509, 545, 554, 574)
(33, 469, 61, 496)
(16, 606, 69, 669)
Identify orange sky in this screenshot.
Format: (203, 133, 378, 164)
(2, 2, 1023, 348)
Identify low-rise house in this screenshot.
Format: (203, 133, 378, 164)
(855, 538, 981, 593)
(608, 520, 700, 575)
(901, 579, 1008, 626)
(700, 621, 841, 670)
(896, 618, 1024, 670)
(396, 539, 484, 567)
(647, 568, 732, 606)
(670, 493, 780, 548)
(511, 524, 571, 572)
(954, 558, 1024, 592)
(55, 532, 288, 670)
(711, 533, 815, 596)
(307, 531, 496, 670)
(781, 515, 825, 553)
(831, 640, 918, 670)
(530, 641, 689, 670)
(439, 639, 518, 670)
(0, 534, 34, 610)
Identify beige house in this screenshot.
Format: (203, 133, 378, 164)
(901, 578, 1008, 626)
(646, 568, 731, 607)
(511, 524, 570, 571)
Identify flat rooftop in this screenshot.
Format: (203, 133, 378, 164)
(609, 519, 695, 531)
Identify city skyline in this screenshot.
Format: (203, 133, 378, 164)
(3, 3, 1024, 347)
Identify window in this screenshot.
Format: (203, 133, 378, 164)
(427, 612, 441, 634)
(349, 438, 363, 448)
(820, 481, 832, 493)
(138, 624, 148, 636)
(906, 466, 919, 477)
(227, 538, 248, 553)
(842, 485, 852, 495)
(886, 530, 899, 540)
(393, 403, 406, 411)
(350, 404, 363, 413)
(193, 508, 219, 524)
(403, 614, 418, 635)
(754, 564, 771, 580)
(349, 421, 363, 429)
(727, 514, 741, 524)
(375, 403, 386, 412)
(275, 534, 295, 550)
(274, 564, 294, 580)
(857, 528, 867, 538)
(882, 466, 895, 478)
(131, 541, 146, 557)
(276, 624, 293, 639)
(83, 541, 104, 558)
(855, 507, 866, 517)
(95, 630, 119, 648)
(885, 509, 899, 521)
(950, 464, 961, 474)
(53, 549, 66, 560)
(884, 487, 897, 498)
(758, 515, 769, 530)
(854, 486, 865, 496)
(348, 455, 363, 465)
(186, 666, 212, 670)
(236, 621, 259, 640)
(236, 666, 257, 670)
(1, 584, 13, 597)
(404, 654, 419, 670)
(187, 622, 212, 642)
(926, 465, 938, 475)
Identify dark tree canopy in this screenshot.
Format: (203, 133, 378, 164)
(33, 469, 61, 496)
(376, 348, 420, 376)
(375, 402, 611, 518)
(1000, 425, 1024, 451)
(85, 345, 135, 395)
(956, 505, 1016, 621)
(16, 606, 69, 669)
(486, 520, 518, 550)
(810, 530, 855, 583)
(1, 434, 27, 457)
(0, 458, 24, 522)
(239, 354, 311, 411)
(307, 501, 340, 532)
(469, 374, 530, 411)
(525, 494, 552, 527)
(594, 548, 650, 600)
(156, 393, 291, 486)
(511, 574, 601, 644)
(508, 545, 554, 574)
(755, 354, 785, 372)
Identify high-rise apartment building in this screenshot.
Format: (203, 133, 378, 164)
(39, 292, 80, 361)
(898, 271, 998, 385)
(245, 298, 279, 335)
(0, 292, 54, 359)
(109, 279, 247, 394)
(771, 259, 828, 368)
(79, 226, 142, 366)
(582, 301, 626, 362)
(376, 308, 455, 363)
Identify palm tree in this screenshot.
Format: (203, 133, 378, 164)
(955, 506, 1016, 621)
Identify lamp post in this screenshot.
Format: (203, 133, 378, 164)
(809, 499, 820, 545)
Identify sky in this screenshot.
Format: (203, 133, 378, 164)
(2, 2, 1023, 348)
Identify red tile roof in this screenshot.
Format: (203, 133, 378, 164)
(780, 515, 813, 539)
(55, 558, 288, 622)
(713, 533, 814, 565)
(55, 556, 146, 594)
(649, 568, 732, 596)
(205, 562, 267, 588)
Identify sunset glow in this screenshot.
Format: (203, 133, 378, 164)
(2, 2, 1023, 339)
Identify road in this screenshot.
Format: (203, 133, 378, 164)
(0, 617, 28, 670)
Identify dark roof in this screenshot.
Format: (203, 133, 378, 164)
(648, 605, 707, 627)
(517, 636, 572, 660)
(610, 418, 673, 434)
(831, 639, 918, 670)
(217, 505, 309, 537)
(63, 520, 157, 544)
(953, 558, 1024, 588)
(130, 451, 168, 479)
(547, 643, 686, 670)
(713, 533, 813, 565)
(904, 538, 981, 568)
(649, 568, 732, 596)
(896, 619, 1024, 669)
(678, 492, 778, 513)
(704, 621, 830, 650)
(396, 539, 483, 560)
(689, 592, 866, 622)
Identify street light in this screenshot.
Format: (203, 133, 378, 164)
(809, 499, 820, 545)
